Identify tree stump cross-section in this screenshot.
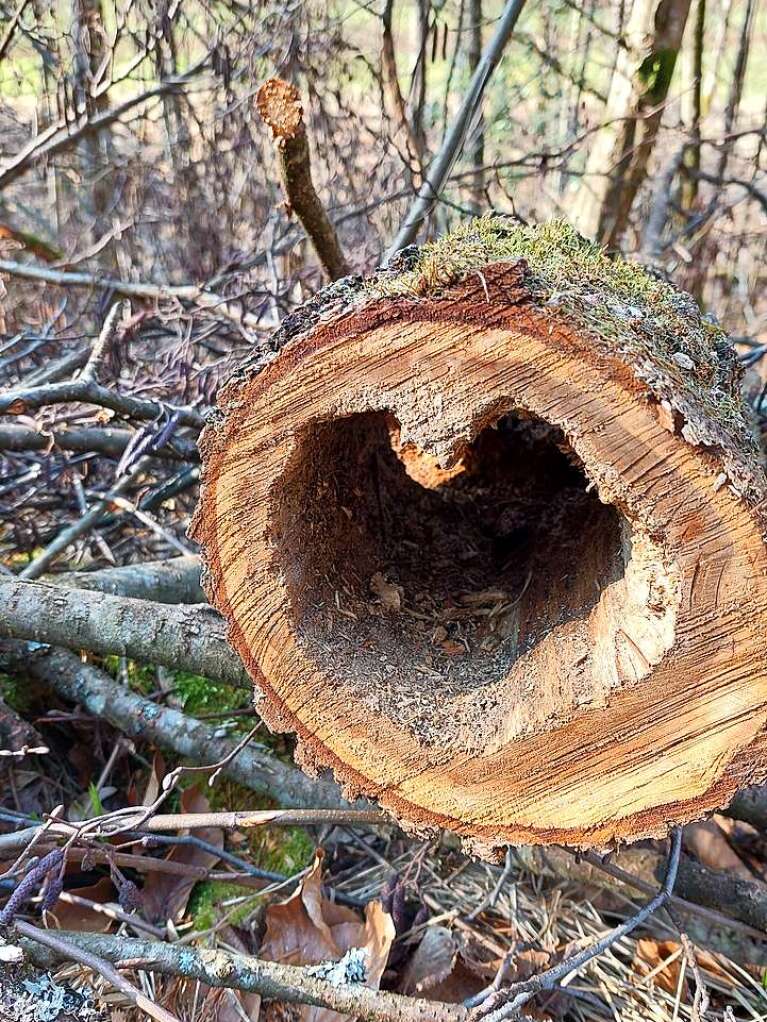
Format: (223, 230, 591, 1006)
(192, 218, 767, 852)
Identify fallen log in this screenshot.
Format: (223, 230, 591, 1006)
(192, 217, 767, 851)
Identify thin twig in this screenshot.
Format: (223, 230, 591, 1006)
(256, 78, 350, 280)
(79, 301, 130, 383)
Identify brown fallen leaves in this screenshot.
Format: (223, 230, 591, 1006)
(259, 849, 395, 1022)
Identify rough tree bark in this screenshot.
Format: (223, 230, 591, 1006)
(53, 555, 204, 603)
(192, 217, 767, 853)
(573, 0, 692, 246)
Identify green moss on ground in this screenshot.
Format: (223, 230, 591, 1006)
(100, 659, 248, 719)
(102, 655, 155, 694)
(171, 671, 249, 717)
(188, 880, 261, 931)
(207, 776, 315, 875)
(0, 672, 31, 713)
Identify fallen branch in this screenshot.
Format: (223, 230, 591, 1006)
(52, 555, 204, 604)
(0, 694, 48, 762)
(256, 78, 350, 281)
(19, 929, 465, 1022)
(79, 301, 130, 384)
(0, 809, 385, 852)
(0, 641, 352, 812)
(18, 456, 155, 578)
(0, 579, 245, 685)
(515, 842, 767, 945)
(0, 372, 205, 428)
(0, 423, 199, 462)
(724, 785, 767, 832)
(15, 922, 182, 1022)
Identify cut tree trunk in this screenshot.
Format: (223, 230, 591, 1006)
(192, 218, 767, 853)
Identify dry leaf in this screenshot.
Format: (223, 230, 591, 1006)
(142, 786, 223, 923)
(684, 817, 756, 881)
(49, 877, 116, 933)
(369, 572, 403, 613)
(398, 926, 458, 995)
(632, 938, 686, 995)
(260, 850, 395, 1022)
(142, 751, 167, 807)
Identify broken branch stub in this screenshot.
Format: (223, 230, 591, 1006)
(256, 77, 349, 281)
(192, 218, 767, 851)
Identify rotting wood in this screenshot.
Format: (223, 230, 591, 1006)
(192, 216, 767, 852)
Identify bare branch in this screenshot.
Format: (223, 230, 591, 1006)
(385, 0, 528, 260)
(256, 78, 350, 281)
(0, 58, 208, 192)
(52, 555, 204, 604)
(19, 929, 465, 1022)
(0, 373, 204, 427)
(78, 300, 130, 384)
(0, 578, 247, 685)
(0, 424, 198, 461)
(473, 831, 683, 1022)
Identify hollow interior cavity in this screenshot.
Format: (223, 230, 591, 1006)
(270, 409, 646, 743)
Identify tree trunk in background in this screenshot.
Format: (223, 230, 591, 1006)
(467, 0, 484, 212)
(381, 0, 425, 185)
(712, 0, 755, 187)
(573, 0, 692, 247)
(71, 0, 111, 239)
(702, 0, 731, 112)
(154, 0, 185, 176)
(410, 0, 430, 163)
(681, 0, 705, 210)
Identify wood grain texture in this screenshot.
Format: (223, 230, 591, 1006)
(192, 263, 767, 851)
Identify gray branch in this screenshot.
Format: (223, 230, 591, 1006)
(0, 578, 245, 686)
(19, 930, 463, 1022)
(0, 424, 199, 462)
(385, 0, 528, 261)
(0, 640, 348, 811)
(53, 555, 205, 604)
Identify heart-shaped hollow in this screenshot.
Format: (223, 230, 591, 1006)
(273, 407, 678, 754)
(193, 224, 767, 851)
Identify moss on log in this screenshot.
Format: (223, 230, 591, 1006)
(192, 217, 767, 852)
